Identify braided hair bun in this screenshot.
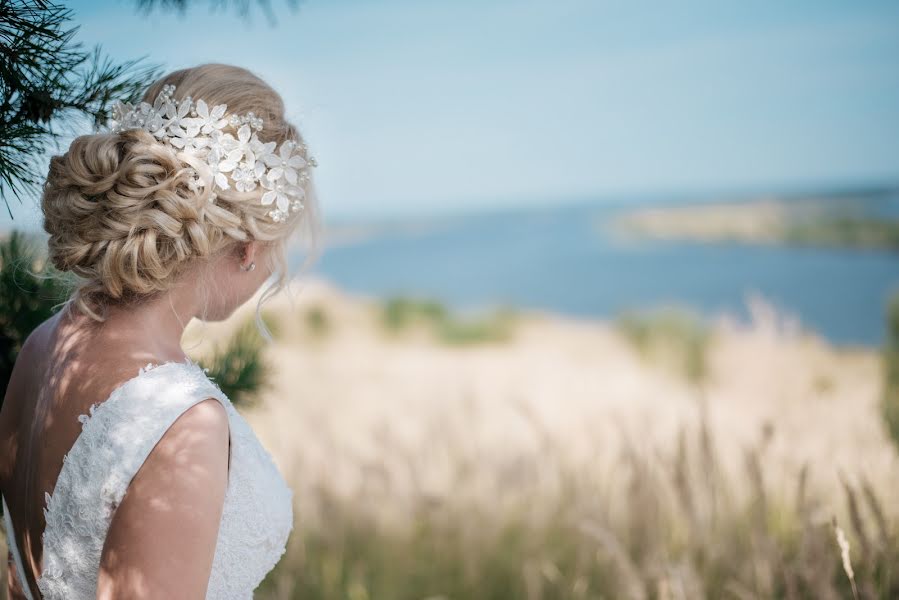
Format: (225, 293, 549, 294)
(40, 63, 321, 320)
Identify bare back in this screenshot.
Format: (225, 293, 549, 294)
(0, 303, 193, 597)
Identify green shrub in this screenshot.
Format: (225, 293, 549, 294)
(433, 306, 517, 346)
(380, 296, 516, 345)
(616, 307, 711, 385)
(0, 231, 75, 402)
(203, 318, 270, 408)
(304, 304, 331, 337)
(381, 296, 447, 333)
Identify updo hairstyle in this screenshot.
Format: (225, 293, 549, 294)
(40, 63, 321, 326)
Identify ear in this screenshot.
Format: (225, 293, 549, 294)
(238, 240, 260, 270)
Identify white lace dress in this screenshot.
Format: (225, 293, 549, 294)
(1, 359, 294, 599)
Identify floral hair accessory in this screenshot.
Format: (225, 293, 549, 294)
(103, 83, 317, 223)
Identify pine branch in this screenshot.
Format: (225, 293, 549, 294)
(131, 0, 302, 26)
(0, 0, 164, 217)
(0, 0, 309, 218)
(0, 229, 75, 403)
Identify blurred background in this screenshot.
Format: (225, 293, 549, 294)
(2, 0, 899, 598)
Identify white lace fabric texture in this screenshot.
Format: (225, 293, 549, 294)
(5, 359, 293, 599)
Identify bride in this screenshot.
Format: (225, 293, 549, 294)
(0, 63, 321, 599)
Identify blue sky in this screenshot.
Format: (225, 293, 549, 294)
(6, 0, 899, 224)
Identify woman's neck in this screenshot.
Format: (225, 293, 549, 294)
(62, 282, 202, 363)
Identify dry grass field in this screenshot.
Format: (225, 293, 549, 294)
(2, 278, 897, 599)
(199, 279, 898, 599)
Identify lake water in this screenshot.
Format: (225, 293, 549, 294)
(298, 193, 899, 347)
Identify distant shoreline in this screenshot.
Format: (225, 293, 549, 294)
(603, 191, 899, 252)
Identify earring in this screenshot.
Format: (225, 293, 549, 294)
(241, 261, 256, 272)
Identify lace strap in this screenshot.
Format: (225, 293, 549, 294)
(86, 361, 233, 510)
(39, 361, 234, 599)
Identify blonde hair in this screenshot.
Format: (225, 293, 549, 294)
(41, 63, 322, 332)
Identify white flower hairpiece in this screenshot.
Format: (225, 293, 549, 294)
(102, 83, 317, 223)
